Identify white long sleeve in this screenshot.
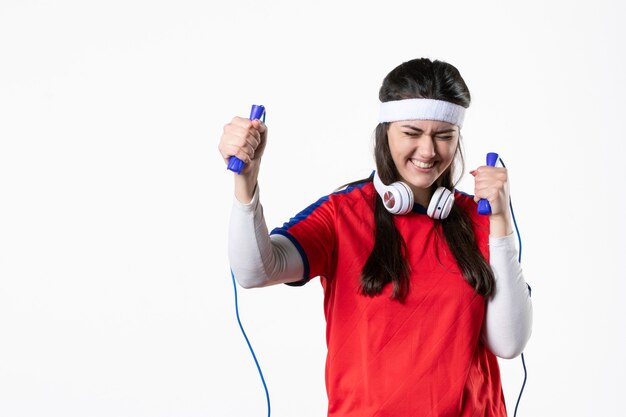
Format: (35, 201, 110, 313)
(228, 185, 304, 288)
(482, 234, 533, 359)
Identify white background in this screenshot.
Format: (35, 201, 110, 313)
(1, 0, 624, 416)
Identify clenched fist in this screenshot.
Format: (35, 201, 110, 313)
(219, 116, 268, 203)
(470, 166, 513, 237)
(218, 116, 268, 176)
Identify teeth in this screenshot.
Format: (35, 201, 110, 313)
(411, 159, 434, 169)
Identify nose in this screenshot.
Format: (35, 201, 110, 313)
(416, 135, 436, 160)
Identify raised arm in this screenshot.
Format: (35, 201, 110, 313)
(472, 165, 533, 358)
(219, 116, 303, 288)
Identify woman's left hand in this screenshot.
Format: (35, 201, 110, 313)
(470, 166, 512, 237)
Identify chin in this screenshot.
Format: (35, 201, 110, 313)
(401, 172, 438, 190)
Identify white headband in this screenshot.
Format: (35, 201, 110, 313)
(378, 98, 466, 127)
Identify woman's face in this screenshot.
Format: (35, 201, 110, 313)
(387, 120, 459, 205)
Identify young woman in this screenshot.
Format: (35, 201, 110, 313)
(219, 58, 532, 417)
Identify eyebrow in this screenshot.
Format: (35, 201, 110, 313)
(401, 125, 457, 134)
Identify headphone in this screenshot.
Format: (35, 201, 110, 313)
(372, 171, 455, 219)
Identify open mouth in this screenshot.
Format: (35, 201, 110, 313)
(410, 159, 435, 169)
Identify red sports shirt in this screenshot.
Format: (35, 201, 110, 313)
(271, 181, 507, 417)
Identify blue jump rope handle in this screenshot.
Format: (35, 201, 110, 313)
(477, 152, 499, 215)
(227, 104, 266, 175)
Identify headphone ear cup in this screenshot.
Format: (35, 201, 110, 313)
(373, 172, 414, 215)
(427, 187, 455, 220)
(388, 181, 414, 215)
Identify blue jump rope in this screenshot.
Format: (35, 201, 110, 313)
(229, 106, 528, 417)
(229, 104, 271, 417)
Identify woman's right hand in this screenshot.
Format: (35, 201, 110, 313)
(218, 116, 268, 177)
(218, 116, 268, 203)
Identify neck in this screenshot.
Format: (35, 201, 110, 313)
(411, 185, 436, 208)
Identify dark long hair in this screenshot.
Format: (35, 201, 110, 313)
(359, 58, 495, 303)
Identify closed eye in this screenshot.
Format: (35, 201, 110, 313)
(401, 124, 457, 140)
(403, 131, 453, 140)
